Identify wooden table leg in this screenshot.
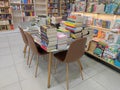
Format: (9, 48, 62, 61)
(48, 52, 52, 88)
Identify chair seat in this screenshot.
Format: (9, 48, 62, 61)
(54, 50, 67, 62)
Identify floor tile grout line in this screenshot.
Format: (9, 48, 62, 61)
(0, 81, 20, 89)
(8, 34, 23, 90)
(92, 75, 109, 90)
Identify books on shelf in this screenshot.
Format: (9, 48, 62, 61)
(112, 19, 120, 33)
(21, 0, 33, 4)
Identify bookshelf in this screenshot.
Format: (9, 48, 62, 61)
(34, 0, 47, 16)
(21, 0, 35, 22)
(60, 0, 70, 16)
(47, 0, 60, 17)
(10, 0, 23, 28)
(0, 0, 13, 31)
(10, 0, 35, 28)
(72, 12, 120, 69)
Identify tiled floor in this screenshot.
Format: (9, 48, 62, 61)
(0, 30, 120, 90)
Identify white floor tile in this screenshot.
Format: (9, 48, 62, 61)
(0, 48, 11, 56)
(0, 66, 19, 88)
(0, 55, 14, 69)
(16, 62, 35, 81)
(12, 53, 25, 64)
(0, 42, 9, 48)
(92, 69, 120, 90)
(1, 82, 21, 90)
(70, 78, 107, 90)
(0, 37, 8, 42)
(21, 78, 47, 90)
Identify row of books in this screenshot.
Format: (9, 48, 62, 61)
(72, 0, 120, 15)
(92, 29, 120, 44)
(21, 0, 34, 4)
(0, 1, 9, 7)
(22, 12, 34, 16)
(88, 40, 120, 67)
(11, 5, 21, 10)
(0, 8, 11, 13)
(22, 5, 34, 10)
(84, 16, 120, 32)
(0, 14, 12, 20)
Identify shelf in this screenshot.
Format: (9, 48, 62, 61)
(89, 25, 110, 31)
(22, 10, 34, 12)
(0, 6, 10, 8)
(0, 13, 11, 14)
(86, 51, 120, 70)
(0, 24, 9, 26)
(21, 3, 34, 5)
(35, 3, 46, 5)
(10, 3, 21, 5)
(48, 2, 58, 4)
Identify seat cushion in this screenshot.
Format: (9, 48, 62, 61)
(54, 50, 67, 62)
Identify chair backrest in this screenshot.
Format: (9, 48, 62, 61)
(18, 26, 28, 45)
(24, 32, 38, 54)
(65, 37, 87, 63)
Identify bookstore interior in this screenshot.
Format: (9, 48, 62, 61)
(0, 0, 120, 90)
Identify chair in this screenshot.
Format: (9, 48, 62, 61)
(54, 37, 87, 90)
(24, 31, 48, 77)
(18, 26, 30, 65)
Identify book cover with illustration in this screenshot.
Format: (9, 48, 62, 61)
(112, 19, 120, 33)
(94, 19, 102, 27)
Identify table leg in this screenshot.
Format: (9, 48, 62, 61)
(48, 52, 53, 88)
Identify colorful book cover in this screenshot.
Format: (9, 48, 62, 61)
(112, 19, 120, 32)
(95, 19, 102, 27)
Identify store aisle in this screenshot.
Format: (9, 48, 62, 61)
(0, 30, 120, 90)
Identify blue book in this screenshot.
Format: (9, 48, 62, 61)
(23, 0, 28, 4)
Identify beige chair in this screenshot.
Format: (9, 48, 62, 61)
(24, 32, 48, 77)
(18, 26, 30, 65)
(54, 37, 87, 90)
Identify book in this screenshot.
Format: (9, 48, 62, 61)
(112, 19, 120, 33)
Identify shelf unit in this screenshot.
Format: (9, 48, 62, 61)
(10, 0, 23, 28)
(72, 12, 120, 69)
(0, 0, 13, 31)
(10, 0, 35, 28)
(47, 0, 60, 17)
(34, 0, 47, 16)
(60, 0, 70, 16)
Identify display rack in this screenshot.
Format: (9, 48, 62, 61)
(0, 0, 13, 31)
(72, 12, 120, 69)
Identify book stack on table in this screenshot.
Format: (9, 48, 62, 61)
(57, 32, 68, 50)
(40, 25, 57, 51)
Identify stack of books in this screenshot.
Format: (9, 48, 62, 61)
(64, 14, 84, 38)
(40, 25, 57, 51)
(57, 32, 68, 50)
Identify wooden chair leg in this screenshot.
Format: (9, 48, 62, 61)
(27, 47, 30, 65)
(78, 59, 83, 70)
(23, 44, 27, 58)
(77, 60, 84, 80)
(35, 55, 39, 78)
(54, 60, 59, 74)
(29, 53, 34, 68)
(66, 63, 69, 90)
